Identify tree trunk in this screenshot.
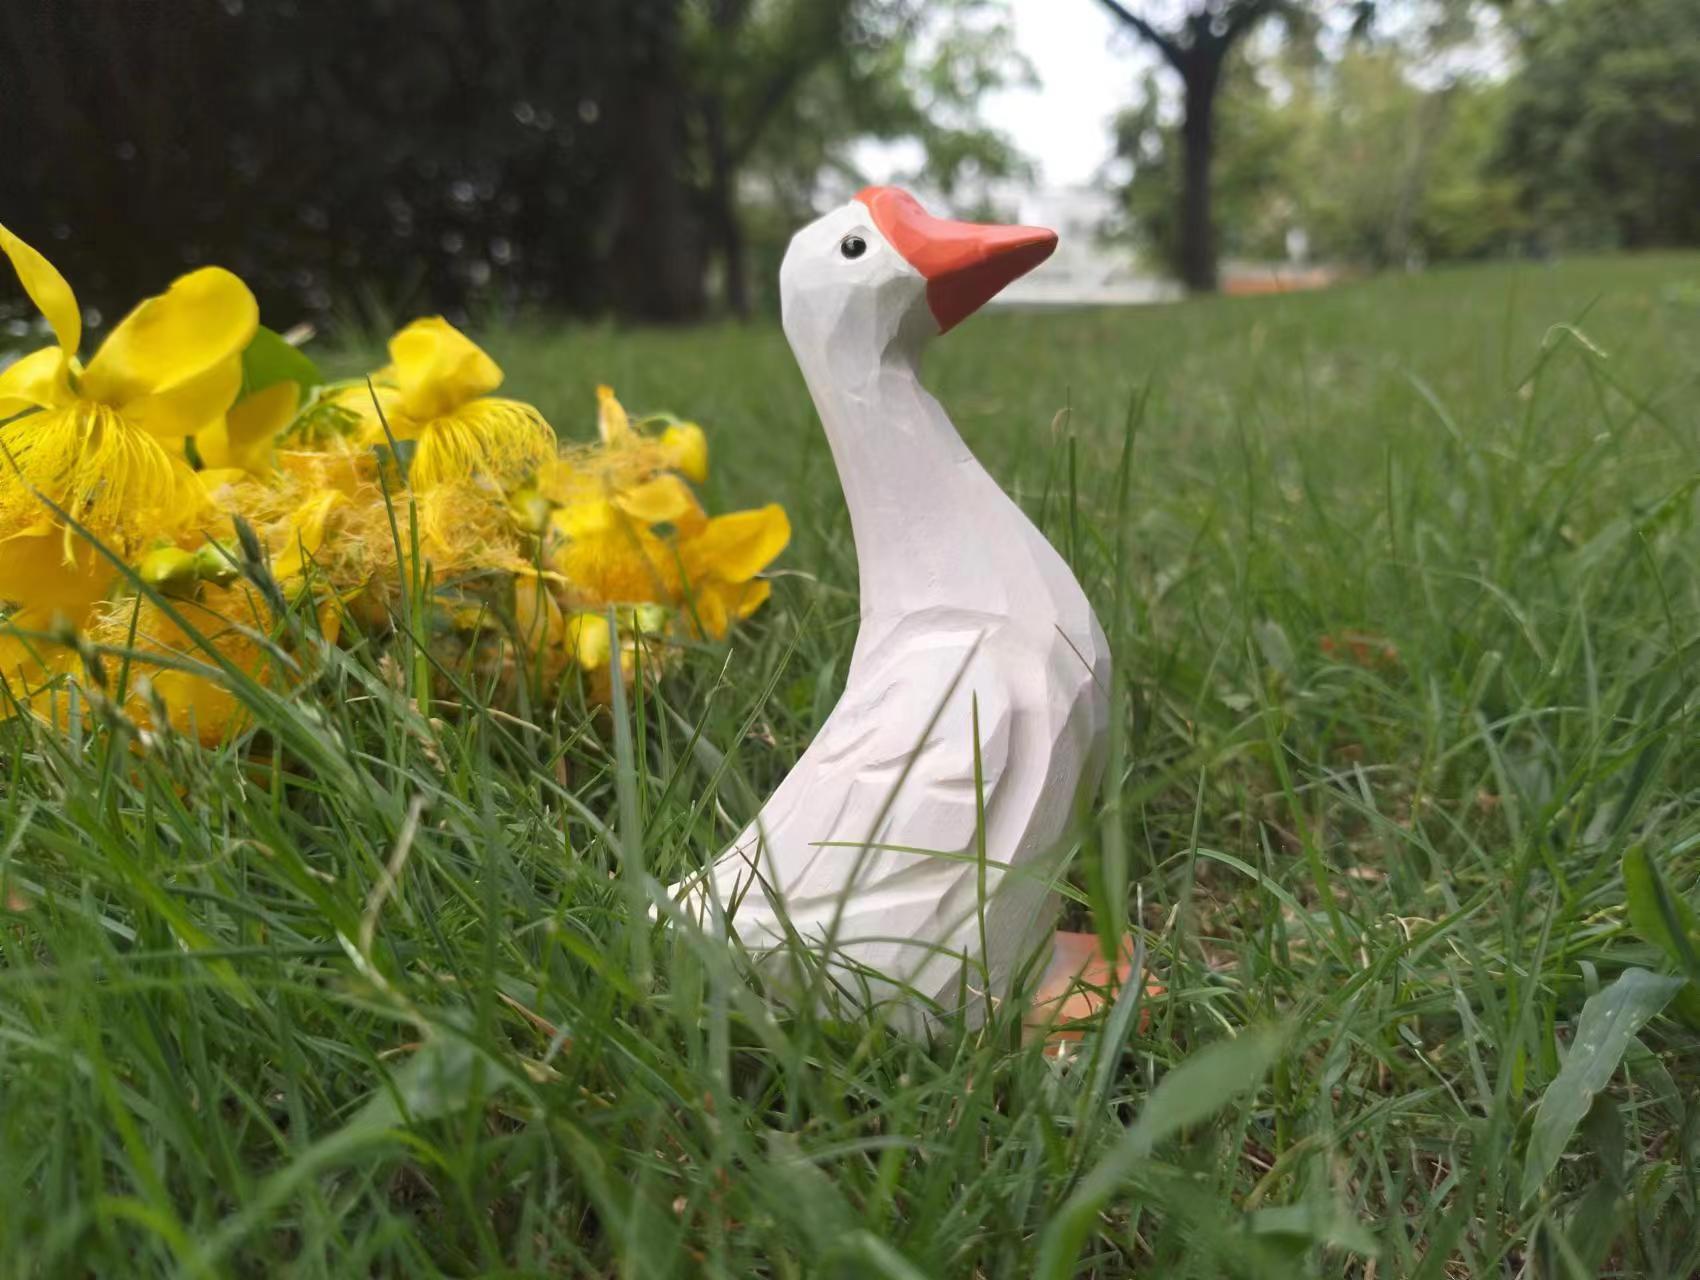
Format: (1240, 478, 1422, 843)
(702, 93, 750, 319)
(702, 0, 751, 319)
(1177, 58, 1221, 293)
(607, 3, 705, 322)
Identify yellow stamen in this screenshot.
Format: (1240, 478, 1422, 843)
(409, 398, 556, 493)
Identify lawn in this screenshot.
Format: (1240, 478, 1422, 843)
(4, 253, 1700, 1278)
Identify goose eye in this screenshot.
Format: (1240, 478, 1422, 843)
(839, 235, 867, 260)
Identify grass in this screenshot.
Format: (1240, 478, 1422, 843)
(4, 251, 1700, 1277)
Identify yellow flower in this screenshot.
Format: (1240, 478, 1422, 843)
(537, 384, 708, 610)
(675, 504, 790, 639)
(513, 569, 568, 653)
(660, 421, 709, 484)
(543, 463, 703, 608)
(350, 317, 555, 493)
(596, 383, 708, 482)
(562, 605, 672, 701)
(0, 605, 74, 707)
(416, 478, 530, 579)
(0, 223, 257, 617)
(88, 583, 273, 745)
(268, 488, 347, 584)
(275, 440, 378, 497)
(595, 383, 631, 444)
(210, 469, 383, 613)
(320, 381, 405, 442)
(195, 379, 299, 477)
(539, 385, 788, 650)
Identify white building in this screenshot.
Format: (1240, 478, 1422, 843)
(995, 186, 1180, 308)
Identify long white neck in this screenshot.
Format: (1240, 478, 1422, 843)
(791, 330, 1058, 627)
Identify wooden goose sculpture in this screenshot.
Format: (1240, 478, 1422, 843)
(676, 188, 1113, 1023)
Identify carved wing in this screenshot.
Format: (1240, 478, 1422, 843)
(708, 639, 1015, 915)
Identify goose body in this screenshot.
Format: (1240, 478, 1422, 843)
(677, 188, 1110, 1018)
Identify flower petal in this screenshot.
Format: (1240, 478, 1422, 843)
(0, 222, 81, 359)
(513, 570, 566, 651)
(612, 473, 701, 526)
(80, 267, 258, 408)
(688, 580, 729, 640)
(0, 604, 79, 712)
(686, 578, 773, 640)
(551, 496, 617, 539)
(550, 516, 680, 608)
(0, 533, 110, 614)
(565, 611, 613, 669)
(681, 504, 790, 583)
(596, 384, 632, 445)
(124, 354, 245, 440)
(322, 381, 412, 442)
(277, 443, 377, 496)
(91, 584, 271, 745)
(272, 489, 346, 581)
(661, 421, 708, 482)
(0, 346, 75, 417)
(196, 380, 298, 474)
(388, 317, 503, 422)
(416, 479, 528, 574)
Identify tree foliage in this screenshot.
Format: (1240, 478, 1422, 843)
(1111, 57, 1294, 270)
(683, 0, 1030, 315)
(1500, 0, 1700, 250)
(1095, 0, 1330, 291)
(0, 0, 649, 325)
(0, 0, 1026, 326)
(1282, 49, 1524, 266)
(1112, 45, 1523, 273)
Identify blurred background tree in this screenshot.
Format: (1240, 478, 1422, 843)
(685, 0, 1030, 318)
(0, 0, 1026, 328)
(1094, 0, 1335, 291)
(1499, 0, 1700, 250)
(0, 0, 644, 325)
(1110, 53, 1299, 272)
(1111, 41, 1524, 273)
(0, 0, 1695, 320)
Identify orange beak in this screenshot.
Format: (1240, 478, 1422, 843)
(857, 186, 1057, 333)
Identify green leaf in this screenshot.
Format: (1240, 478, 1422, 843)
(1581, 1093, 1626, 1191)
(1520, 968, 1686, 1205)
(350, 1034, 513, 1135)
(1036, 1026, 1285, 1280)
(839, 1232, 935, 1280)
(1245, 1201, 1378, 1256)
(1672, 984, 1700, 1030)
(1622, 847, 1700, 1028)
(240, 324, 323, 398)
(1563, 1181, 1624, 1279)
(1622, 846, 1700, 979)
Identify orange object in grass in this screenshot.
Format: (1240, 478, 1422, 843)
(1027, 930, 1162, 1053)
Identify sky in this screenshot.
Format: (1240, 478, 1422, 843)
(983, 0, 1516, 186)
(851, 0, 1155, 196)
(984, 0, 1155, 188)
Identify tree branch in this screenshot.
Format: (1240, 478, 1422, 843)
(1093, 0, 1185, 69)
(1222, 0, 1283, 44)
(724, 0, 855, 169)
(727, 59, 819, 167)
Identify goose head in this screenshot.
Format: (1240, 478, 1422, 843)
(780, 187, 1057, 381)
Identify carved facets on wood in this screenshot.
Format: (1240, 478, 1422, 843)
(671, 189, 1110, 1025)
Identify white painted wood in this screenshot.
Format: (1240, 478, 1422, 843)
(671, 188, 1110, 1023)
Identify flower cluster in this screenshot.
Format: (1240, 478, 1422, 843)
(0, 225, 788, 742)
